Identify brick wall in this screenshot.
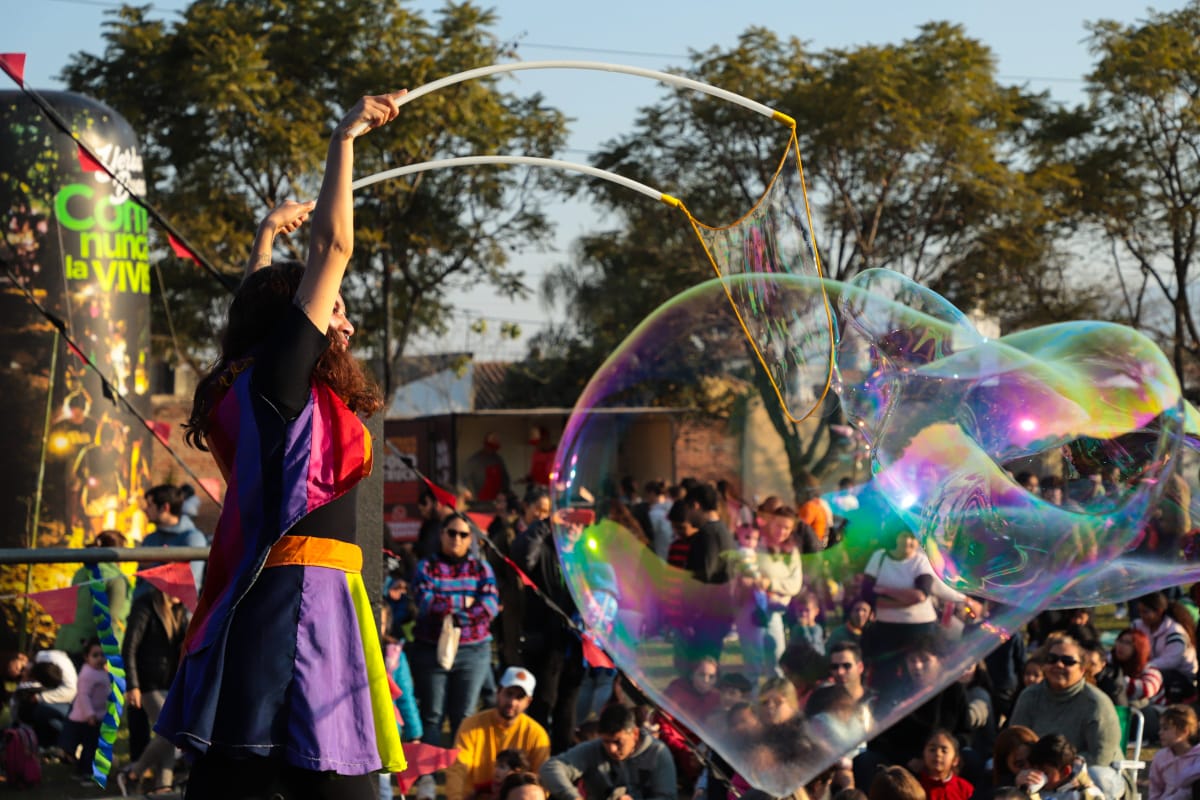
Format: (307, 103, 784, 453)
(674, 416, 740, 483)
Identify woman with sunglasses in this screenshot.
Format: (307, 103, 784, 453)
(410, 516, 500, 753)
(1009, 635, 1123, 771)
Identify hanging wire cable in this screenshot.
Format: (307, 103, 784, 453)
(0, 258, 222, 505)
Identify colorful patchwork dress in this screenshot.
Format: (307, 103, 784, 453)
(156, 307, 405, 775)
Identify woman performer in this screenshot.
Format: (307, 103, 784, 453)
(157, 91, 408, 800)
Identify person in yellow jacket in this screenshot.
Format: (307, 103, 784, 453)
(446, 667, 551, 800)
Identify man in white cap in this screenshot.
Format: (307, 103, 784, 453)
(445, 666, 551, 800)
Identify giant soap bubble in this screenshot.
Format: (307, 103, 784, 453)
(550, 273, 1185, 795)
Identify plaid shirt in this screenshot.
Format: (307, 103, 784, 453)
(413, 554, 499, 645)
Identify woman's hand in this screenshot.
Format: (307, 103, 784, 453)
(262, 199, 315, 237)
(246, 199, 315, 276)
(335, 90, 408, 141)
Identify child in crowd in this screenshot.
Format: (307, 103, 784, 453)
(732, 524, 762, 583)
(1017, 734, 1104, 800)
(916, 730, 973, 800)
(790, 591, 827, 656)
(491, 748, 531, 799)
(710, 672, 754, 723)
(663, 656, 722, 721)
(1149, 705, 1200, 800)
(59, 639, 109, 780)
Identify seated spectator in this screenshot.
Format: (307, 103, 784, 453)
(17, 648, 78, 747)
(711, 673, 753, 721)
(1134, 591, 1199, 703)
(446, 667, 551, 800)
(992, 725, 1038, 789)
(492, 749, 532, 799)
(867, 766, 923, 800)
(663, 657, 721, 723)
(1081, 637, 1122, 706)
(1009, 635, 1122, 769)
(916, 730, 973, 800)
(1016, 734, 1104, 800)
(499, 772, 549, 800)
(827, 598, 872, 652)
(540, 704, 675, 800)
(1148, 705, 1200, 800)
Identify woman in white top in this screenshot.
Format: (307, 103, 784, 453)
(1134, 591, 1199, 701)
(860, 530, 977, 683)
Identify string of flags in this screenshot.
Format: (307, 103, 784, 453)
(395, 462, 736, 792)
(21, 561, 199, 625)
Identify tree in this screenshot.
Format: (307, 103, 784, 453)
(1065, 2, 1200, 393)
(62, 0, 570, 393)
(505, 24, 1089, 495)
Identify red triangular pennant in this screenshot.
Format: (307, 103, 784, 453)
(29, 585, 81, 625)
(77, 144, 105, 173)
(0, 54, 25, 86)
(66, 341, 86, 363)
(198, 478, 223, 504)
(396, 743, 459, 794)
(144, 419, 171, 446)
(137, 562, 198, 611)
(504, 557, 539, 590)
(466, 512, 494, 533)
(581, 632, 615, 669)
(167, 233, 199, 264)
(421, 476, 457, 510)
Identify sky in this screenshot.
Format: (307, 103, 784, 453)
(3, 0, 1185, 361)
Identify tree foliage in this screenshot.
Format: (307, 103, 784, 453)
(62, 0, 570, 391)
(502, 24, 1103, 491)
(1056, 2, 1200, 392)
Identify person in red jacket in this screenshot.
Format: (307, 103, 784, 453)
(917, 730, 974, 800)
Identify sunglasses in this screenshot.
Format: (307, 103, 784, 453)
(830, 662, 855, 672)
(444, 530, 472, 540)
(1045, 654, 1080, 667)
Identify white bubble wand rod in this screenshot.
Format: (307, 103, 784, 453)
(346, 59, 796, 138)
(352, 154, 685, 208)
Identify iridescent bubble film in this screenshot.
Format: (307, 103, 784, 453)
(693, 141, 835, 424)
(552, 273, 1185, 796)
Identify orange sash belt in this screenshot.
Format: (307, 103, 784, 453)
(263, 535, 362, 573)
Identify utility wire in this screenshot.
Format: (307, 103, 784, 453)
(0, 62, 236, 293)
(0, 257, 222, 505)
(393, 457, 741, 796)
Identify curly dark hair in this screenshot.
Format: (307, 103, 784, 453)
(184, 261, 382, 450)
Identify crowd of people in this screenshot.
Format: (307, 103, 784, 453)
(7, 89, 1200, 800)
(4, 465, 1200, 800)
(362, 465, 1200, 800)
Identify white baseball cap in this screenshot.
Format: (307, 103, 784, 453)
(499, 666, 536, 697)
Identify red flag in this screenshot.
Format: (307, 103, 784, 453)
(581, 633, 615, 669)
(504, 557, 539, 590)
(396, 743, 459, 794)
(198, 478, 223, 503)
(145, 420, 171, 446)
(167, 233, 199, 264)
(421, 476, 457, 510)
(66, 341, 86, 363)
(137, 562, 198, 611)
(77, 144, 105, 173)
(466, 512, 494, 533)
(29, 585, 80, 625)
(0, 54, 25, 85)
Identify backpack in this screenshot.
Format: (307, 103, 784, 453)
(2, 724, 41, 788)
